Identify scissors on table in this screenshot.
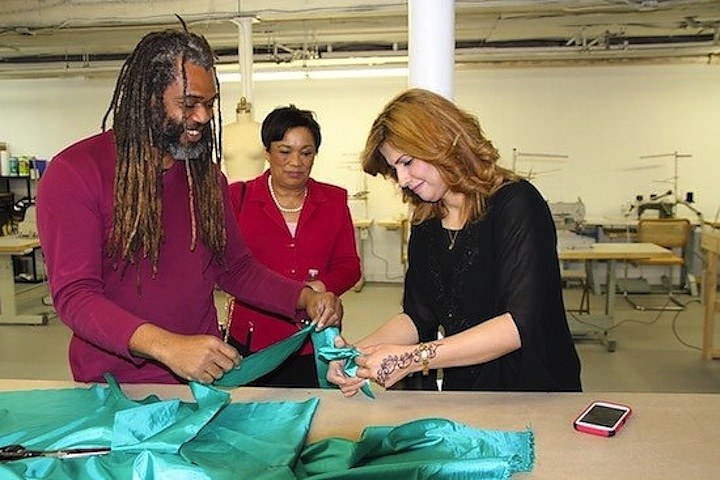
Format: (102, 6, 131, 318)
(0, 444, 110, 462)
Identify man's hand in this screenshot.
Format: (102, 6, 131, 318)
(129, 324, 241, 384)
(299, 288, 343, 330)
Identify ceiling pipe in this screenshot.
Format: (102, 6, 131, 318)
(1, 41, 718, 80)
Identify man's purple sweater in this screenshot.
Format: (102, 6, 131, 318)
(37, 131, 303, 383)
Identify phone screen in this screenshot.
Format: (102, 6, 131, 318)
(580, 404, 627, 427)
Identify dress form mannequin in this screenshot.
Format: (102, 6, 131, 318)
(222, 98, 266, 182)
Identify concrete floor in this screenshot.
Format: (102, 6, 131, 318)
(1, 283, 719, 393)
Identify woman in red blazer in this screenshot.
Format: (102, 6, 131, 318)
(227, 105, 361, 387)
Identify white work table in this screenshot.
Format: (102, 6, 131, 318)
(0, 379, 718, 479)
(0, 236, 47, 325)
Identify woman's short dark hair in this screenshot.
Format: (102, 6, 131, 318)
(261, 105, 322, 151)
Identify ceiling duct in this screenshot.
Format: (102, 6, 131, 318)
(0, 0, 718, 79)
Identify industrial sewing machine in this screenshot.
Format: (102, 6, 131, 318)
(628, 191, 676, 218)
(548, 198, 586, 231)
(626, 190, 703, 222)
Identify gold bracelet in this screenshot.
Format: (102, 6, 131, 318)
(418, 343, 432, 376)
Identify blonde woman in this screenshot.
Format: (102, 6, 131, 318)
(328, 89, 581, 394)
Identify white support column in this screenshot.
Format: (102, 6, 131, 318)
(236, 17, 254, 105)
(408, 0, 455, 100)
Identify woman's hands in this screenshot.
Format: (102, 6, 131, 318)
(326, 335, 433, 396)
(299, 287, 343, 330)
(326, 335, 367, 397)
(354, 344, 426, 389)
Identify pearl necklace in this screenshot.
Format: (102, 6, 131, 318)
(267, 175, 306, 214)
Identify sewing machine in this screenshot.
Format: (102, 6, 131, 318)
(548, 199, 585, 231)
(627, 190, 705, 220)
(629, 191, 676, 218)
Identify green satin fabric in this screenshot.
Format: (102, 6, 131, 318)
(297, 419, 534, 479)
(0, 375, 318, 479)
(214, 326, 374, 398)
(315, 345, 374, 398)
(214, 325, 319, 387)
(0, 377, 533, 479)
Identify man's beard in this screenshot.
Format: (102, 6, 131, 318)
(151, 106, 208, 160)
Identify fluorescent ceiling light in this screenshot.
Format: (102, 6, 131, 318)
(217, 71, 307, 82)
(217, 67, 407, 83)
(309, 67, 407, 79)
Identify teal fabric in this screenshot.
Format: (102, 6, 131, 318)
(315, 344, 375, 398)
(297, 419, 534, 479)
(214, 325, 317, 387)
(310, 327, 374, 399)
(0, 378, 533, 479)
(0, 376, 318, 479)
(310, 327, 338, 389)
(111, 379, 229, 453)
(214, 326, 374, 398)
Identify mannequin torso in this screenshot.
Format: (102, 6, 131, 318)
(222, 112, 265, 182)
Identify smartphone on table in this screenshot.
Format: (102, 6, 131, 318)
(573, 401, 632, 437)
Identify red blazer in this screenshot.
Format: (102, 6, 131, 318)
(228, 170, 361, 355)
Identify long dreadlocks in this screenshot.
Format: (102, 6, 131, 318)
(101, 30, 226, 274)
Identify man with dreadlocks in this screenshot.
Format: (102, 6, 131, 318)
(36, 29, 342, 385)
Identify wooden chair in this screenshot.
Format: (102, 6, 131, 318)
(623, 218, 691, 311)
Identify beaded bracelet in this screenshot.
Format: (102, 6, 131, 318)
(418, 343, 433, 376)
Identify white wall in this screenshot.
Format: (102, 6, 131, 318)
(0, 76, 112, 160)
(1, 63, 719, 281)
(454, 65, 720, 220)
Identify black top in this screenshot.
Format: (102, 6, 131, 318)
(403, 180, 582, 392)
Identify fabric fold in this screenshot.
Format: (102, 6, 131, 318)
(214, 325, 374, 398)
(296, 418, 534, 479)
(315, 344, 375, 398)
(0, 377, 320, 479)
(111, 379, 230, 453)
(214, 326, 315, 387)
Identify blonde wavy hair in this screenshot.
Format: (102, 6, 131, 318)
(361, 88, 518, 224)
